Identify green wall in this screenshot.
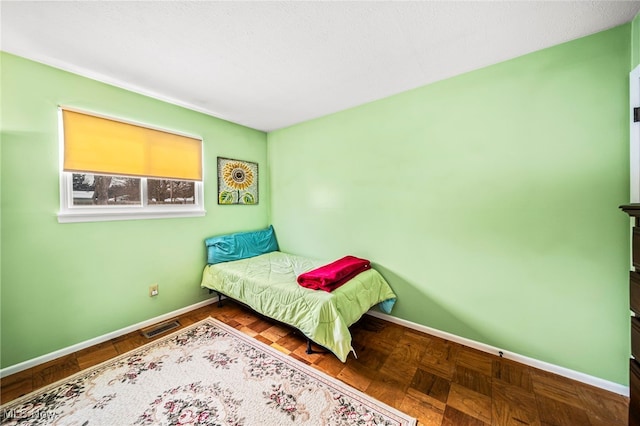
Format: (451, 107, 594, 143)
(268, 25, 631, 385)
(0, 53, 269, 368)
(633, 11, 640, 69)
(1, 22, 637, 387)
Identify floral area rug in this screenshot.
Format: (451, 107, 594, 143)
(1, 317, 416, 425)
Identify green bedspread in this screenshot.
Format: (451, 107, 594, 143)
(200, 251, 397, 362)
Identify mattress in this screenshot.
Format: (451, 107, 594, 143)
(200, 251, 397, 361)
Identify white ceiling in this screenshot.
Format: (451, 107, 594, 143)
(2, 1, 640, 132)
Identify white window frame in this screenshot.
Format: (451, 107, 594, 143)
(57, 108, 205, 223)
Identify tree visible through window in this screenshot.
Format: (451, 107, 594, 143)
(147, 179, 195, 205)
(72, 174, 195, 207)
(72, 174, 140, 206)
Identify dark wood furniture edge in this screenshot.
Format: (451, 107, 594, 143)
(621, 204, 640, 425)
(621, 204, 640, 216)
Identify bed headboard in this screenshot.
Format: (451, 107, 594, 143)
(205, 225, 279, 264)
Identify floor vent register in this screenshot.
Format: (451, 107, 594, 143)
(141, 320, 181, 338)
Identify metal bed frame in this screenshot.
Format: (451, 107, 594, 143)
(210, 290, 327, 355)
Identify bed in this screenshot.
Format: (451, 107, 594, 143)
(199, 226, 398, 362)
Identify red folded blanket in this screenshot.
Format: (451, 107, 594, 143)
(297, 255, 371, 292)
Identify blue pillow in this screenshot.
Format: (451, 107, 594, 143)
(205, 225, 279, 264)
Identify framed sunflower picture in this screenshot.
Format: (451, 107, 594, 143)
(217, 157, 258, 205)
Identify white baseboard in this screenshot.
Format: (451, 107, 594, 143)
(366, 310, 629, 397)
(0, 297, 218, 379)
(1, 298, 629, 396)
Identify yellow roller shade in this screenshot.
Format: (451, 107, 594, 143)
(62, 109, 202, 181)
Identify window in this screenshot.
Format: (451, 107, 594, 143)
(58, 108, 205, 223)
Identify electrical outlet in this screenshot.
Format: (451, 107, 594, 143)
(149, 284, 159, 297)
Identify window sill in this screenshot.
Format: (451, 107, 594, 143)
(57, 208, 206, 223)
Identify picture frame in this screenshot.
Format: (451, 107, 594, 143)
(217, 157, 258, 205)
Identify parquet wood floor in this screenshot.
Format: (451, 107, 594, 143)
(0, 300, 629, 425)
